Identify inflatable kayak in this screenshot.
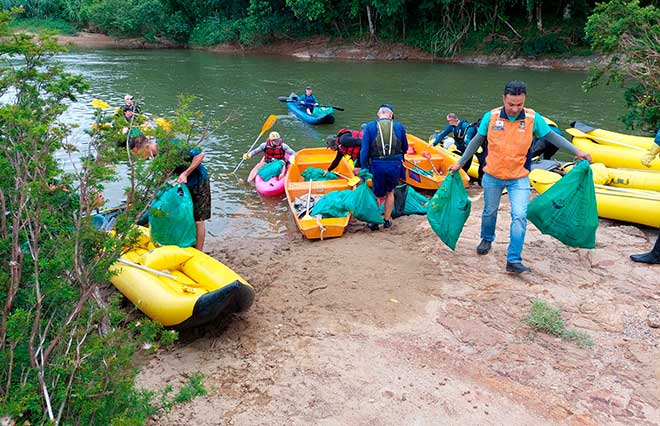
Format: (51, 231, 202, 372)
(570, 121, 654, 149)
(402, 134, 469, 190)
(285, 148, 356, 239)
(109, 227, 255, 329)
(566, 130, 660, 171)
(559, 162, 660, 192)
(255, 163, 289, 197)
(285, 92, 335, 125)
(529, 169, 660, 228)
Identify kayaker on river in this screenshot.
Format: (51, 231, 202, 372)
(325, 128, 363, 174)
(448, 80, 592, 274)
(243, 131, 296, 184)
(129, 134, 211, 251)
(630, 127, 660, 264)
(359, 104, 408, 231)
(299, 86, 319, 115)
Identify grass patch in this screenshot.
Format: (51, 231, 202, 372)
(159, 372, 207, 411)
(527, 300, 594, 349)
(9, 17, 76, 35)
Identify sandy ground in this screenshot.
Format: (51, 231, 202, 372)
(137, 186, 660, 426)
(56, 32, 596, 70)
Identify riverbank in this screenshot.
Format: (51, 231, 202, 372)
(137, 188, 659, 426)
(57, 32, 597, 71)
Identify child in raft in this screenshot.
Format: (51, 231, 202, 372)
(243, 131, 296, 183)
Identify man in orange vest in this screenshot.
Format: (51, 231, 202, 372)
(449, 80, 591, 273)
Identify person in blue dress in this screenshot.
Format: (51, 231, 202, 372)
(299, 86, 319, 115)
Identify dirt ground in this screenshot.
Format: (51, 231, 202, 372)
(137, 186, 660, 426)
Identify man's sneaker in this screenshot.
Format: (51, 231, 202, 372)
(368, 223, 380, 231)
(383, 219, 393, 229)
(476, 239, 492, 255)
(506, 262, 531, 274)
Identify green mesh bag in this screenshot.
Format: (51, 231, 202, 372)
(302, 167, 338, 181)
(149, 184, 197, 247)
(257, 160, 285, 181)
(311, 190, 350, 218)
(403, 186, 428, 215)
(527, 160, 598, 248)
(427, 172, 471, 251)
(344, 171, 384, 224)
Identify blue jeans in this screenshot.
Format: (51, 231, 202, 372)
(481, 173, 531, 263)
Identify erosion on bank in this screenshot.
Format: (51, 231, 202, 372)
(56, 33, 597, 71)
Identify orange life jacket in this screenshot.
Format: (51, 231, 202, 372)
(483, 107, 536, 179)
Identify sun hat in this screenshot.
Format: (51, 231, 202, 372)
(269, 131, 281, 140)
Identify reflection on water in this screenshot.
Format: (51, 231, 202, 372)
(56, 49, 632, 239)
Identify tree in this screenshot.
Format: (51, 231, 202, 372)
(584, 0, 660, 130)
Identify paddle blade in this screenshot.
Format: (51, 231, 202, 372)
(261, 114, 277, 134)
(420, 151, 432, 159)
(277, 96, 288, 102)
(332, 106, 344, 111)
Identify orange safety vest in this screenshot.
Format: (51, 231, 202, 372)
(483, 107, 536, 179)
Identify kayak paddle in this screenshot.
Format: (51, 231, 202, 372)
(232, 114, 278, 174)
(277, 96, 344, 111)
(421, 151, 444, 176)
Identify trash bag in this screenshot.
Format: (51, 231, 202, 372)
(344, 171, 384, 224)
(257, 159, 285, 181)
(149, 184, 197, 247)
(527, 160, 598, 248)
(381, 184, 428, 218)
(311, 190, 351, 218)
(302, 167, 338, 181)
(427, 172, 471, 251)
(403, 186, 429, 215)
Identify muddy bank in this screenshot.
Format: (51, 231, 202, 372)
(57, 32, 597, 71)
(137, 187, 659, 426)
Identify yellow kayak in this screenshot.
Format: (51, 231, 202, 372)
(570, 121, 654, 149)
(529, 169, 660, 228)
(566, 131, 660, 171)
(402, 134, 469, 190)
(285, 148, 356, 240)
(559, 162, 660, 192)
(109, 228, 255, 329)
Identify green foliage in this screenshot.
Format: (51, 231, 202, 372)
(584, 0, 660, 131)
(189, 16, 240, 46)
(527, 300, 594, 349)
(158, 373, 207, 411)
(8, 16, 76, 34)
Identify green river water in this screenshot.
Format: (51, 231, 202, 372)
(59, 49, 633, 239)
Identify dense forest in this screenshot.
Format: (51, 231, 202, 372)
(4, 0, 658, 56)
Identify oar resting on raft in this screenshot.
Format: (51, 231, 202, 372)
(117, 258, 182, 282)
(276, 96, 345, 111)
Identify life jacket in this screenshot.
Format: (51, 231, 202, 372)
(483, 107, 536, 179)
(264, 139, 286, 162)
(452, 120, 469, 141)
(337, 128, 362, 159)
(369, 120, 403, 159)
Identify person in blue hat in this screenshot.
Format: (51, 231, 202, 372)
(299, 86, 319, 115)
(359, 104, 408, 230)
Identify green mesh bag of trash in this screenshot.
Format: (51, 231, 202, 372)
(380, 184, 429, 217)
(427, 172, 471, 251)
(311, 190, 350, 218)
(301, 167, 338, 181)
(344, 171, 384, 224)
(257, 159, 285, 181)
(149, 184, 197, 247)
(527, 160, 598, 249)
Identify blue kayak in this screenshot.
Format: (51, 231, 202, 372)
(285, 92, 335, 125)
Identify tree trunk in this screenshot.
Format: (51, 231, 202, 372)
(536, 2, 543, 31)
(366, 5, 375, 39)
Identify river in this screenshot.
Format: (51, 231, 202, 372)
(57, 48, 630, 239)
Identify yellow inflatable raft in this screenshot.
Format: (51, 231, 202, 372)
(529, 169, 660, 228)
(570, 121, 654, 149)
(566, 130, 660, 171)
(109, 228, 255, 329)
(560, 162, 660, 192)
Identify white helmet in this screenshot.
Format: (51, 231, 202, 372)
(442, 137, 456, 149)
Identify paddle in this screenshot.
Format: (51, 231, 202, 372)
(420, 151, 443, 176)
(277, 96, 344, 111)
(117, 258, 182, 282)
(335, 172, 361, 186)
(403, 159, 433, 176)
(232, 114, 278, 174)
(302, 179, 314, 220)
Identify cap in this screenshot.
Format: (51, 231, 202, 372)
(380, 103, 394, 112)
(269, 131, 281, 140)
(124, 95, 133, 101)
(305, 86, 312, 90)
(326, 135, 338, 149)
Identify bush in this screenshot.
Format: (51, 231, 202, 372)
(189, 16, 240, 46)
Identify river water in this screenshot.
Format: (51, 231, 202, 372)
(58, 49, 630, 239)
